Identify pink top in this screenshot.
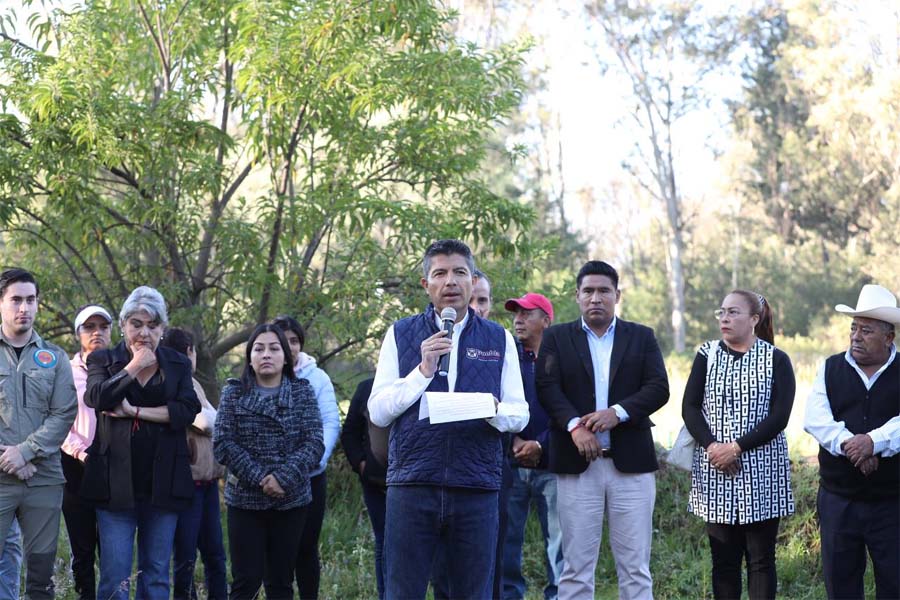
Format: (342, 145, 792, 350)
(61, 352, 97, 462)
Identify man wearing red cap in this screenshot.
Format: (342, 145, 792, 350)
(501, 293, 565, 600)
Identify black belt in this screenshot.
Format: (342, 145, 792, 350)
(598, 448, 613, 458)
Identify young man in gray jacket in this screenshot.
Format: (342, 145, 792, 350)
(0, 268, 77, 600)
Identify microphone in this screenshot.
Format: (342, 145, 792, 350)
(437, 307, 457, 377)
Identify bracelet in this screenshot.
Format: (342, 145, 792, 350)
(731, 442, 740, 459)
(534, 440, 542, 451)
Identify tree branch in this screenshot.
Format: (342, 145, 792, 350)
(192, 160, 253, 293)
(210, 324, 256, 358)
(216, 17, 233, 167)
(318, 336, 369, 366)
(17, 206, 113, 305)
(135, 0, 172, 91)
(95, 228, 129, 299)
(3, 226, 87, 298)
(0, 31, 43, 57)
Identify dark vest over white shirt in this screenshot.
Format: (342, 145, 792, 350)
(387, 304, 506, 490)
(818, 353, 899, 500)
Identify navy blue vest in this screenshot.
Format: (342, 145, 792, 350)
(387, 305, 506, 490)
(818, 353, 899, 499)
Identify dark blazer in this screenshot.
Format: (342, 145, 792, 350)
(536, 318, 669, 474)
(82, 342, 200, 511)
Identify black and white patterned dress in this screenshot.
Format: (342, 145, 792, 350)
(687, 339, 795, 524)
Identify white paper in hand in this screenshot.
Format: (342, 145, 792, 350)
(420, 392, 497, 424)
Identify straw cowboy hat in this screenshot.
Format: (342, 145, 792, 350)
(835, 284, 900, 325)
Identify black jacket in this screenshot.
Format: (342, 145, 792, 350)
(340, 378, 388, 487)
(536, 318, 669, 474)
(82, 342, 200, 511)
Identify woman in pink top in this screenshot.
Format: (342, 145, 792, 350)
(62, 304, 113, 600)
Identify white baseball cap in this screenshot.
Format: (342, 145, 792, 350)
(73, 305, 113, 334)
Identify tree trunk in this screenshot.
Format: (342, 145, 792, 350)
(731, 201, 741, 290)
(195, 346, 220, 406)
(665, 227, 687, 352)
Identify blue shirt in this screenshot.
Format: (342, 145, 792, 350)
(565, 317, 630, 448)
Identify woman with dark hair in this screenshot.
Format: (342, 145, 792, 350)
(682, 290, 796, 600)
(162, 327, 227, 600)
(84, 287, 201, 600)
(213, 324, 324, 600)
(271, 315, 340, 600)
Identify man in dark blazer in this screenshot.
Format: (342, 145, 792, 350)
(536, 261, 668, 600)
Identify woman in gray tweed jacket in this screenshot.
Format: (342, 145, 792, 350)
(213, 323, 324, 600)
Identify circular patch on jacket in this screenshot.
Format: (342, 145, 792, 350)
(33, 349, 58, 368)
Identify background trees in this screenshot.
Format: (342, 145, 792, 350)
(1, 0, 535, 395)
(584, 0, 738, 352)
(2, 0, 898, 390)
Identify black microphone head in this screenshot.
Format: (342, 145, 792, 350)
(440, 307, 457, 322)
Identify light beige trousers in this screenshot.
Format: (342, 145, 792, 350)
(557, 458, 655, 600)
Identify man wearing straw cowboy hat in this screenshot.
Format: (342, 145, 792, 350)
(804, 284, 900, 600)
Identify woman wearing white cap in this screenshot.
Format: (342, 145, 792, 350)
(62, 304, 113, 600)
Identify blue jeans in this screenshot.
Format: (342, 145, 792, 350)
(173, 482, 227, 600)
(385, 485, 498, 600)
(361, 482, 386, 599)
(96, 502, 179, 600)
(0, 519, 22, 600)
(502, 467, 564, 600)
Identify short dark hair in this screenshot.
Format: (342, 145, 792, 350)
(0, 268, 39, 299)
(272, 315, 305, 350)
(473, 268, 491, 289)
(576, 261, 618, 290)
(423, 239, 475, 279)
(161, 327, 194, 357)
(240, 323, 296, 392)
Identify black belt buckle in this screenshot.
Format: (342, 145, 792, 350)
(598, 448, 613, 458)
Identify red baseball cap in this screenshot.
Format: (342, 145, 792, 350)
(504, 292, 554, 322)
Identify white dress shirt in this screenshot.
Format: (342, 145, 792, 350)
(368, 311, 529, 433)
(565, 318, 629, 445)
(804, 344, 899, 457)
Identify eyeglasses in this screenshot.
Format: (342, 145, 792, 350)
(714, 308, 747, 320)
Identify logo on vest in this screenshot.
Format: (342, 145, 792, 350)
(33, 349, 58, 369)
(465, 347, 501, 362)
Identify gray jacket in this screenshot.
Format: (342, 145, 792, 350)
(0, 330, 78, 486)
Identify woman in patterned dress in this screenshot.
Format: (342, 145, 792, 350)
(682, 290, 796, 600)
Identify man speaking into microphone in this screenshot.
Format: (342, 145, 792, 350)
(369, 239, 529, 599)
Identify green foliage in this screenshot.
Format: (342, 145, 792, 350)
(0, 0, 535, 394)
(727, 0, 898, 307)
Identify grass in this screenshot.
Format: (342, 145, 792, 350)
(43, 451, 873, 599)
